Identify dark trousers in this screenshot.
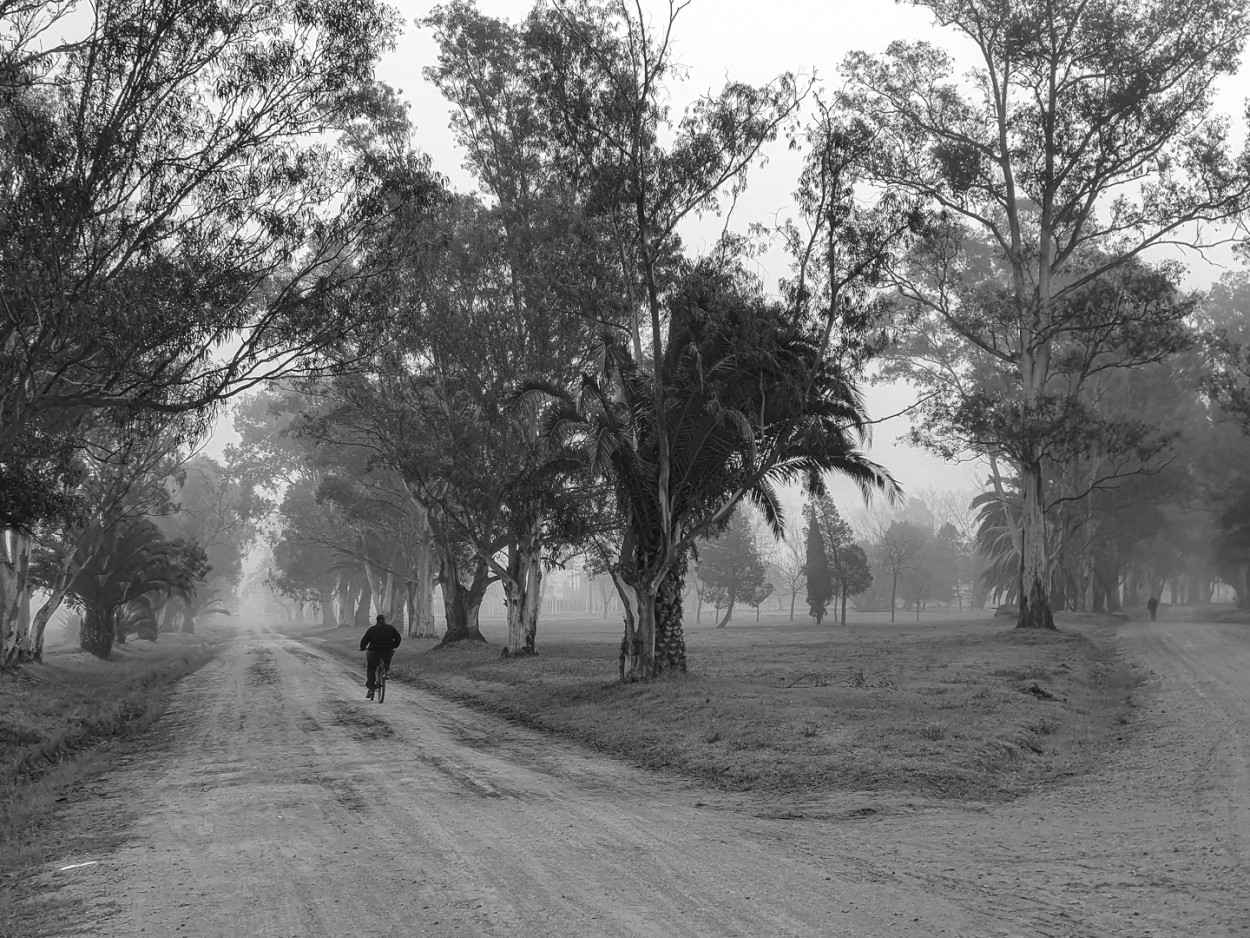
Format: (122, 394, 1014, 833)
(366, 648, 394, 689)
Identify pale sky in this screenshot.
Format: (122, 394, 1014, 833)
(210, 0, 1250, 512)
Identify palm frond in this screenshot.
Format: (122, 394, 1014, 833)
(746, 479, 785, 539)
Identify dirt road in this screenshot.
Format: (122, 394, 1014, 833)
(22, 620, 1250, 937)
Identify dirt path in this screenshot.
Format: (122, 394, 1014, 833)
(19, 619, 1250, 937)
(810, 618, 1250, 938)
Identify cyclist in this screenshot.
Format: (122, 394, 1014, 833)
(360, 613, 402, 699)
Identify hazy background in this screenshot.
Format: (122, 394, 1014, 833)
(205, 0, 1250, 508)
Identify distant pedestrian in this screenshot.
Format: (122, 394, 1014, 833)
(1146, 596, 1159, 621)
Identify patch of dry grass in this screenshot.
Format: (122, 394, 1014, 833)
(320, 613, 1139, 802)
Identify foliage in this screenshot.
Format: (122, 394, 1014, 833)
(833, 543, 873, 620)
(874, 520, 931, 623)
(696, 509, 772, 628)
(65, 519, 208, 658)
(511, 0, 901, 680)
(845, 0, 1250, 629)
(803, 501, 833, 623)
(0, 0, 436, 514)
(161, 456, 261, 597)
(771, 522, 809, 621)
(527, 257, 896, 676)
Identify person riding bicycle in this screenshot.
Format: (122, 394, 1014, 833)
(360, 614, 402, 699)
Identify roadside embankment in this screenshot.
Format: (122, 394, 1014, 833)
(0, 632, 225, 874)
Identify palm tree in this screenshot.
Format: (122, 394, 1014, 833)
(68, 519, 205, 658)
(524, 265, 897, 680)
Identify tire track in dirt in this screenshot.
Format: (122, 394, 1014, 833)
(801, 618, 1250, 938)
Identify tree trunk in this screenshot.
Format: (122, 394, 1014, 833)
(31, 591, 68, 662)
(160, 599, 179, 632)
(81, 606, 115, 658)
(654, 555, 687, 674)
(522, 551, 543, 654)
(383, 570, 407, 633)
(353, 570, 372, 631)
(1123, 565, 1142, 609)
(337, 576, 355, 627)
(410, 573, 437, 638)
(840, 588, 848, 626)
(1091, 548, 1112, 613)
(0, 531, 32, 667)
(437, 547, 488, 645)
(789, 591, 796, 621)
(1017, 460, 1056, 630)
(715, 586, 736, 629)
(12, 581, 32, 663)
(890, 571, 899, 624)
(1108, 568, 1123, 612)
(503, 540, 544, 657)
(618, 580, 655, 682)
(503, 548, 525, 655)
(412, 514, 438, 637)
(319, 581, 336, 628)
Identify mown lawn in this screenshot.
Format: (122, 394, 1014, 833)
(319, 611, 1140, 802)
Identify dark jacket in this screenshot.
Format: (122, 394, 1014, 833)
(360, 622, 402, 651)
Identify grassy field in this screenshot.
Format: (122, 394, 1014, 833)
(0, 629, 228, 876)
(317, 607, 1141, 802)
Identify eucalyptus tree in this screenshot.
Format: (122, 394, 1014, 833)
(969, 337, 1217, 613)
(1203, 272, 1250, 431)
(419, 6, 632, 653)
(314, 451, 441, 635)
(0, 0, 439, 655)
(273, 474, 376, 629)
(312, 184, 603, 652)
(162, 457, 261, 599)
(228, 388, 440, 635)
(844, 0, 1250, 629)
(0, 0, 422, 465)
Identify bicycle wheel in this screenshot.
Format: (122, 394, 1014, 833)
(377, 664, 387, 703)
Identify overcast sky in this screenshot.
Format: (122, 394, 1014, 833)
(211, 0, 1250, 515)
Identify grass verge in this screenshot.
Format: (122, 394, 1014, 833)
(317, 613, 1140, 802)
(0, 633, 222, 889)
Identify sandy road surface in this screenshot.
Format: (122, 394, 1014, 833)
(23, 619, 1250, 937)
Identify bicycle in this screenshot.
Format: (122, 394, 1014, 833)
(375, 658, 388, 704)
